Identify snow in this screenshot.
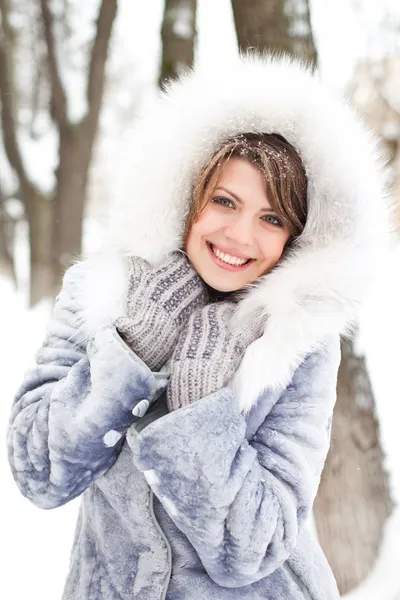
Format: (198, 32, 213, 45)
(172, 6, 195, 40)
(0, 279, 78, 599)
(358, 246, 400, 505)
(18, 125, 58, 195)
(2, 0, 400, 598)
(340, 245, 400, 600)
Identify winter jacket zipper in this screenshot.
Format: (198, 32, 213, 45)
(149, 489, 172, 600)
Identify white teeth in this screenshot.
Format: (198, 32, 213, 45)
(211, 245, 248, 266)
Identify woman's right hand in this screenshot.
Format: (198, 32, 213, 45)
(115, 251, 208, 371)
(166, 300, 264, 411)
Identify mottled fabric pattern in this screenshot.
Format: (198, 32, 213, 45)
(167, 301, 264, 411)
(115, 252, 208, 371)
(8, 264, 168, 511)
(133, 346, 340, 595)
(8, 263, 341, 599)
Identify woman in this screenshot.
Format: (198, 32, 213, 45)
(7, 55, 389, 599)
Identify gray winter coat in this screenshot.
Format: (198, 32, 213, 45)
(8, 54, 390, 599)
(8, 262, 341, 599)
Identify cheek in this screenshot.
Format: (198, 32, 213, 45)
(185, 221, 208, 264)
(258, 233, 289, 264)
(186, 211, 221, 248)
(186, 223, 203, 254)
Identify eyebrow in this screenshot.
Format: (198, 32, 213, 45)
(214, 186, 275, 213)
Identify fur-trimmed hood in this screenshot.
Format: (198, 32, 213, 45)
(80, 54, 391, 412)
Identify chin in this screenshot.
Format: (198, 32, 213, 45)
(211, 282, 242, 293)
(202, 273, 251, 293)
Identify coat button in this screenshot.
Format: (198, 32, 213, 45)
(103, 430, 122, 447)
(132, 399, 150, 417)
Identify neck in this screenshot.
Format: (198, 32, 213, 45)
(205, 282, 237, 302)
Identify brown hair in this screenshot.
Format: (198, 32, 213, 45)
(183, 132, 308, 247)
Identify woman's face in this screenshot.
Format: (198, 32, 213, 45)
(186, 157, 292, 292)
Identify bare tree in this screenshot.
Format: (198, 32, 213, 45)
(313, 340, 392, 593)
(0, 0, 49, 301)
(0, 0, 117, 303)
(159, 0, 197, 87)
(231, 0, 317, 64)
(230, 0, 392, 594)
(0, 183, 16, 282)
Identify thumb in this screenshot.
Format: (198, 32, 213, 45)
(127, 256, 151, 281)
(235, 308, 266, 349)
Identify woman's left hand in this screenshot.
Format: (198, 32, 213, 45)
(166, 301, 264, 411)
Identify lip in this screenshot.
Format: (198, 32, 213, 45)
(208, 242, 253, 261)
(206, 242, 254, 272)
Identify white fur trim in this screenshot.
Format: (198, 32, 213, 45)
(68, 255, 275, 411)
(106, 55, 391, 264)
(69, 254, 129, 347)
(71, 55, 393, 412)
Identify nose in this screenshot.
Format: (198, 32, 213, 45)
(224, 215, 255, 248)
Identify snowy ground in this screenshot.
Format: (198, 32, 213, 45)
(0, 276, 79, 599)
(1, 240, 400, 599)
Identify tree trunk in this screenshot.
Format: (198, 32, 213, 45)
(23, 184, 54, 304)
(231, 0, 317, 64)
(48, 0, 117, 291)
(159, 0, 197, 87)
(0, 0, 117, 302)
(0, 219, 12, 278)
(0, 195, 16, 283)
(314, 338, 392, 594)
(52, 122, 92, 287)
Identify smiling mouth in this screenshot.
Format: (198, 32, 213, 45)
(207, 242, 254, 271)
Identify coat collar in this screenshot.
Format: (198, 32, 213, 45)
(75, 54, 392, 413)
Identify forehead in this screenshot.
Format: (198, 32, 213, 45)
(211, 157, 270, 205)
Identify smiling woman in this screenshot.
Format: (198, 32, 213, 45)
(7, 55, 390, 600)
(184, 133, 308, 292)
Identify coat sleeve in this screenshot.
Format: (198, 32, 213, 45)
(7, 263, 168, 510)
(132, 336, 340, 588)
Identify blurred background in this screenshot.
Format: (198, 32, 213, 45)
(1, 1, 400, 598)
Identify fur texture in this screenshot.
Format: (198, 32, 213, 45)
(9, 54, 387, 599)
(8, 262, 341, 599)
(82, 54, 391, 411)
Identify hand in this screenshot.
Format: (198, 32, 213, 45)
(166, 301, 264, 411)
(115, 251, 208, 371)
